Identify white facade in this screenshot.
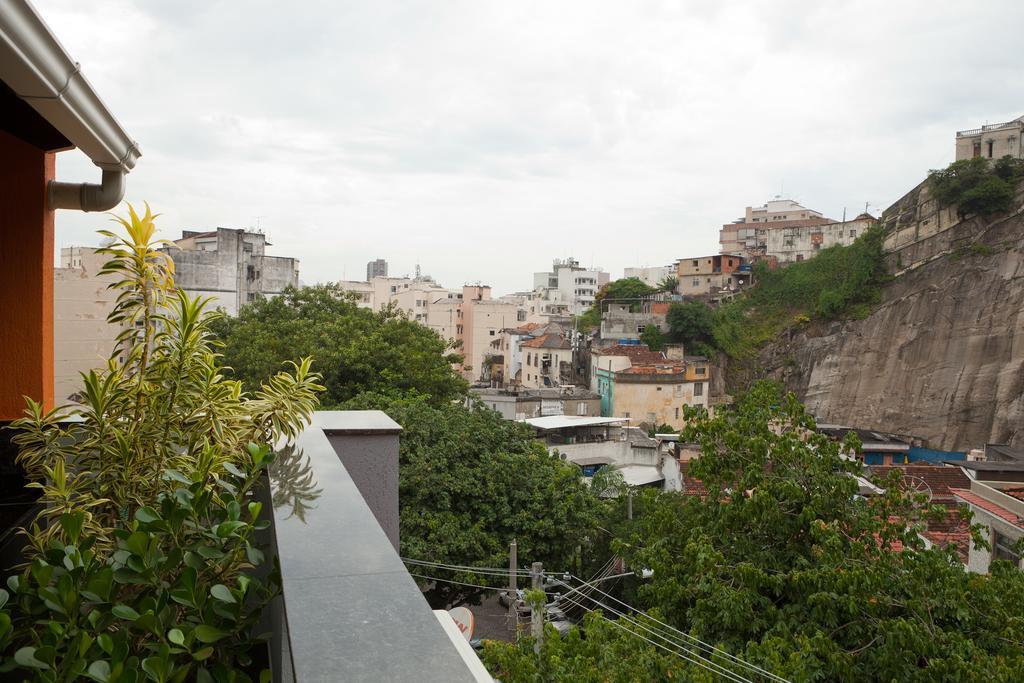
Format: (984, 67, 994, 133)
(623, 265, 673, 288)
(532, 258, 610, 317)
(765, 215, 877, 264)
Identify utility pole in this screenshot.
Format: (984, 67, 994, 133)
(508, 540, 517, 633)
(627, 490, 634, 520)
(531, 561, 544, 654)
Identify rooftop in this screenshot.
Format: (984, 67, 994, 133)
(521, 415, 630, 431)
(951, 488, 1024, 530)
(866, 464, 971, 500)
(817, 424, 913, 450)
(592, 344, 666, 363)
(521, 333, 571, 350)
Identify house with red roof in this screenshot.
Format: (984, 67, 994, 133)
(951, 480, 1024, 573)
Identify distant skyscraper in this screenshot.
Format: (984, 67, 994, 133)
(366, 258, 388, 280)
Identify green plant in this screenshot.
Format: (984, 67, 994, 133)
(0, 445, 277, 682)
(2, 204, 323, 679)
(928, 156, 1020, 218)
(638, 325, 666, 352)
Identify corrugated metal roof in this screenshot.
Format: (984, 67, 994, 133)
(522, 415, 630, 430)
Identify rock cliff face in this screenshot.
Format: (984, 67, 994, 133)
(754, 183, 1024, 451)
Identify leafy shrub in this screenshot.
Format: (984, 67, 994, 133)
(638, 325, 666, 352)
(1, 205, 322, 680)
(929, 156, 1020, 217)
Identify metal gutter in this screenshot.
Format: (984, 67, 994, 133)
(0, 0, 141, 210)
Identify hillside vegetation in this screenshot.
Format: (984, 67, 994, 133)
(676, 225, 888, 359)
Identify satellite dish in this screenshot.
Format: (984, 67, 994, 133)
(447, 606, 475, 642)
(899, 476, 932, 507)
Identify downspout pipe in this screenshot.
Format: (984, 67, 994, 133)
(48, 169, 125, 212)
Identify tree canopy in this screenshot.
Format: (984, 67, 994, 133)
(484, 382, 1024, 681)
(929, 155, 1023, 218)
(597, 277, 657, 304)
(666, 300, 715, 352)
(341, 391, 608, 607)
(211, 283, 468, 406)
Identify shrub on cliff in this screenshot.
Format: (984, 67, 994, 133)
(929, 156, 1021, 218)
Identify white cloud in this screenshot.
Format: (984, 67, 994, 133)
(38, 0, 1024, 293)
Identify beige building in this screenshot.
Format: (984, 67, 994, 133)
(955, 115, 1024, 161)
(675, 254, 749, 298)
(719, 199, 835, 259)
(611, 362, 709, 430)
(519, 329, 574, 389)
(765, 214, 878, 264)
(54, 247, 119, 404)
(623, 265, 673, 288)
(459, 285, 528, 382)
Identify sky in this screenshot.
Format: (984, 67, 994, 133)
(39, 0, 1023, 295)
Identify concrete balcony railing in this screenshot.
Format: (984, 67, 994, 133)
(264, 411, 491, 682)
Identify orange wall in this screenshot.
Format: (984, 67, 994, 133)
(0, 129, 55, 419)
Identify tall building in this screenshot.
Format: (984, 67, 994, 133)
(366, 258, 388, 280)
(531, 257, 610, 317)
(166, 228, 299, 316)
(956, 115, 1024, 161)
(53, 247, 120, 404)
(719, 199, 835, 259)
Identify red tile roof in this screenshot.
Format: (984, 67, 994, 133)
(1002, 487, 1024, 502)
(679, 461, 707, 497)
(618, 363, 686, 376)
(592, 344, 666, 364)
(922, 521, 971, 563)
(867, 464, 970, 500)
(521, 333, 571, 350)
(951, 489, 1024, 529)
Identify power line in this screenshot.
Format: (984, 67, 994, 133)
(557, 575, 787, 683)
(402, 557, 535, 577)
(407, 572, 522, 593)
(552, 590, 754, 683)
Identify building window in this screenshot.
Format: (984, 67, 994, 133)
(994, 531, 1022, 564)
(692, 278, 700, 287)
(517, 310, 526, 321)
(694, 382, 703, 397)
(796, 254, 804, 262)
(695, 367, 705, 375)
(849, 230, 856, 238)
(656, 386, 662, 391)
(577, 402, 586, 416)
(675, 407, 679, 420)
(489, 330, 495, 336)
(987, 140, 994, 158)
(246, 293, 255, 302)
(691, 260, 698, 267)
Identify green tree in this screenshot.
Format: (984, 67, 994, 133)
(666, 301, 715, 351)
(597, 277, 657, 304)
(212, 283, 468, 406)
(639, 324, 666, 352)
(928, 156, 1019, 218)
(614, 382, 1024, 681)
(342, 392, 608, 607)
(483, 383, 1024, 681)
(657, 275, 679, 293)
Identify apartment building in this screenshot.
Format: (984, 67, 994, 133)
(623, 265, 674, 288)
(675, 254, 750, 298)
(459, 285, 528, 382)
(765, 214, 878, 264)
(519, 330, 574, 389)
(719, 199, 835, 259)
(609, 359, 709, 430)
(53, 247, 119, 404)
(955, 115, 1024, 161)
(532, 257, 610, 317)
(366, 258, 388, 280)
(167, 228, 299, 316)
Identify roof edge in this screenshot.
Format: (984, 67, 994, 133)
(0, 0, 140, 172)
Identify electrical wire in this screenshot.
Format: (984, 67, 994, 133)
(401, 557, 536, 576)
(556, 575, 788, 683)
(407, 572, 522, 593)
(552, 590, 754, 683)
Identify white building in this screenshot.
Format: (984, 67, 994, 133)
(765, 214, 878, 264)
(532, 258, 610, 317)
(623, 265, 673, 288)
